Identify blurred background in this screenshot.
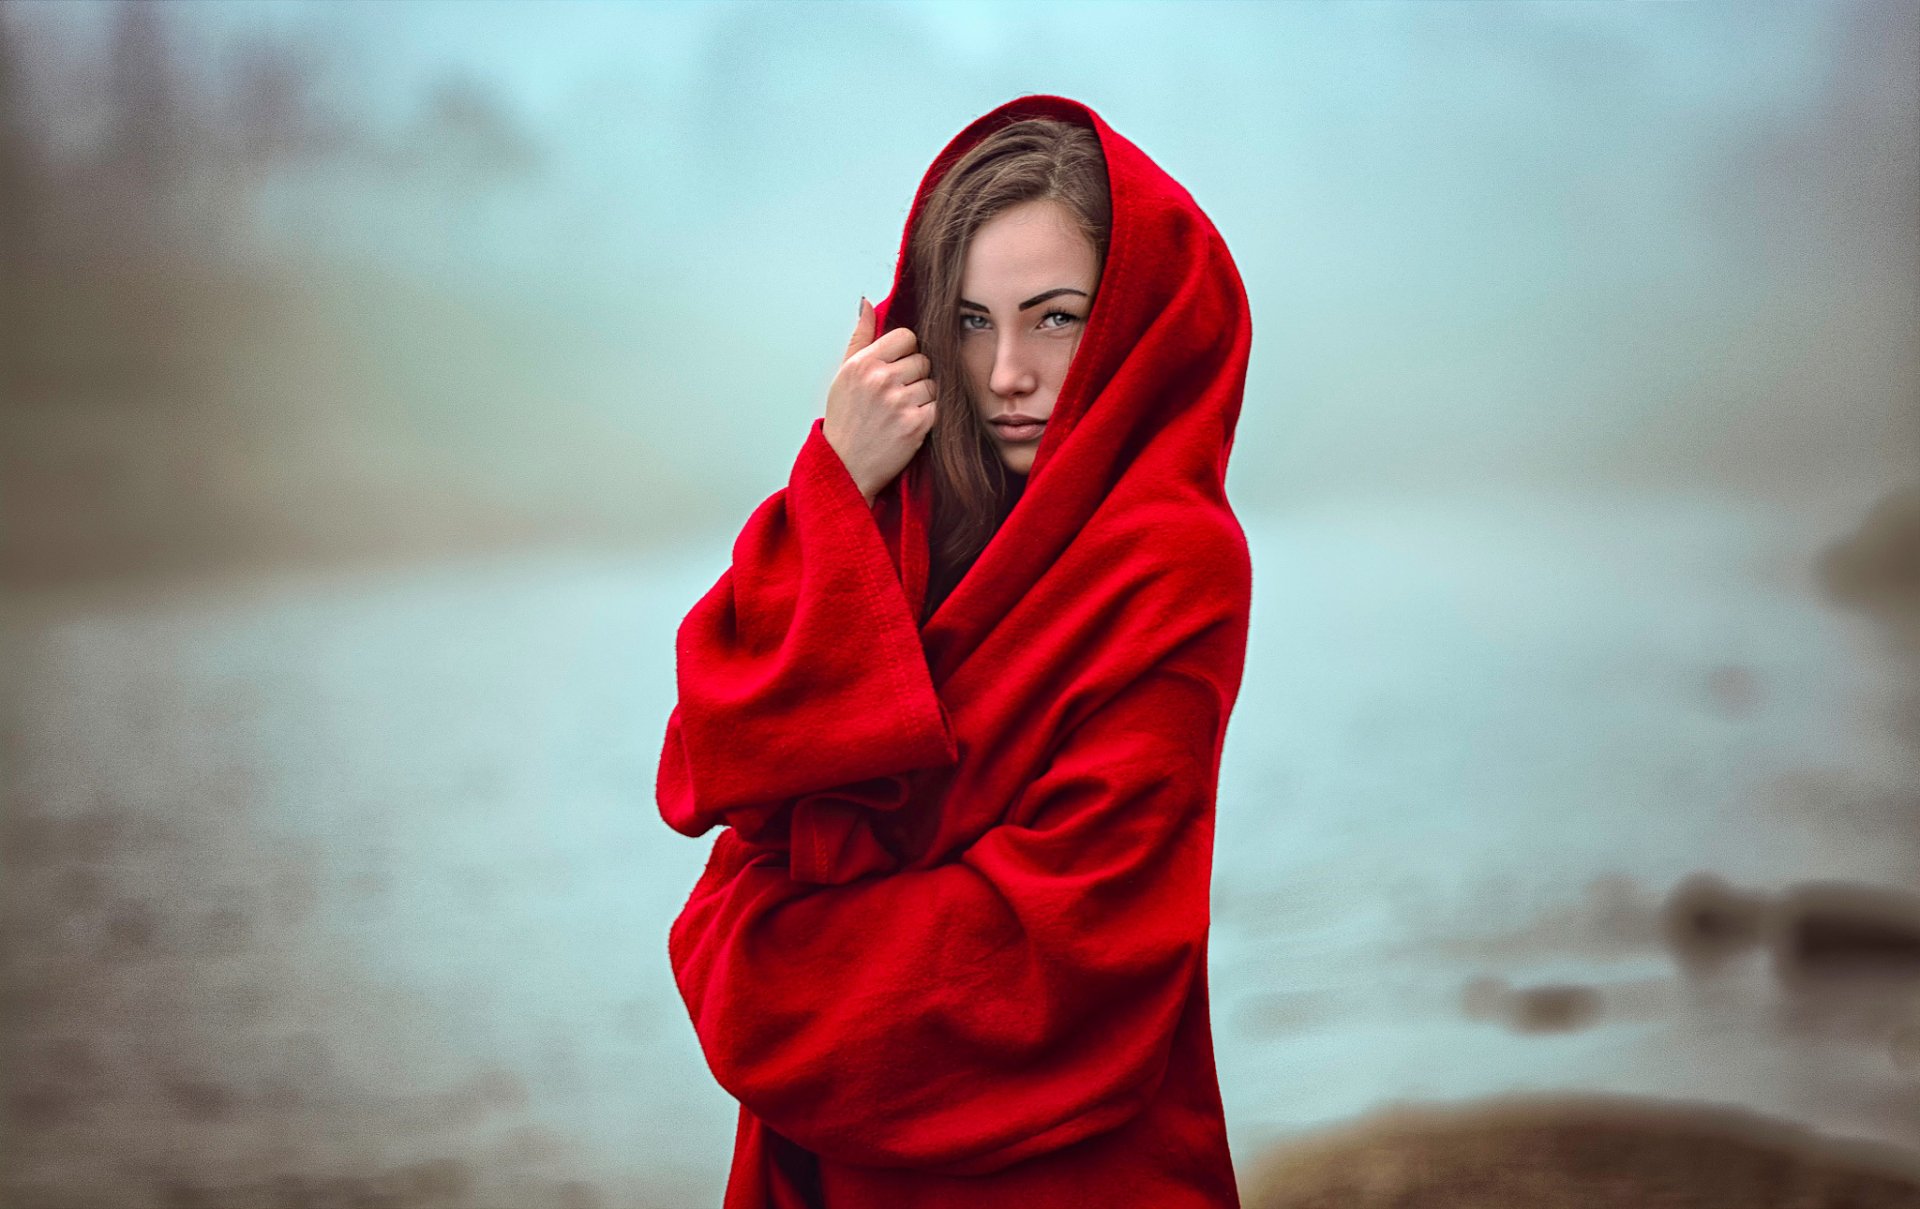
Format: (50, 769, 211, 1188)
(1, 1, 1915, 1206)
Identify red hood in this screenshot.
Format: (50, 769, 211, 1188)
(871, 94, 1253, 678)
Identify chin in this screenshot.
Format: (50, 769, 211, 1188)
(1000, 449, 1036, 475)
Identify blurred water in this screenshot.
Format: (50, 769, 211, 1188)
(5, 486, 1916, 1205)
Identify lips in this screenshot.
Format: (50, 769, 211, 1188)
(990, 415, 1047, 443)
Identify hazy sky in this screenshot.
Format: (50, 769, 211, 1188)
(14, 0, 1914, 516)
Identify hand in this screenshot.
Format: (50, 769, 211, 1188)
(823, 297, 937, 503)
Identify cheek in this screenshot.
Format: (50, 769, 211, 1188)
(1046, 335, 1082, 384)
(960, 344, 993, 394)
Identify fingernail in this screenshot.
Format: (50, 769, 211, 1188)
(859, 295, 869, 315)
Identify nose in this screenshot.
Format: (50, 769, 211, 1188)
(989, 333, 1038, 400)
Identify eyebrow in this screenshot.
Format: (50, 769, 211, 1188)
(957, 287, 1089, 313)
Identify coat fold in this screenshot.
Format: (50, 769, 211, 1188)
(658, 416, 956, 879)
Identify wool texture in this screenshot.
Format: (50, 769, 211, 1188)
(658, 93, 1255, 1207)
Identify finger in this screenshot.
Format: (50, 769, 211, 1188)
(856, 325, 918, 365)
(843, 296, 877, 360)
(889, 353, 932, 386)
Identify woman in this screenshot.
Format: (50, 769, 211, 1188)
(657, 94, 1254, 1208)
(825, 112, 1107, 621)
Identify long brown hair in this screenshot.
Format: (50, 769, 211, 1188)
(904, 117, 1110, 618)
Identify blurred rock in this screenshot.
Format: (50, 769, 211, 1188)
(1819, 488, 1920, 617)
(1769, 880, 1920, 987)
(1661, 871, 1770, 971)
(1459, 975, 1604, 1034)
(1508, 983, 1603, 1033)
(1245, 1094, 1920, 1208)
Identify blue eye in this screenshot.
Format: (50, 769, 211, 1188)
(961, 310, 1081, 332)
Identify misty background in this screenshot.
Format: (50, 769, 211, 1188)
(1, 2, 1916, 1207)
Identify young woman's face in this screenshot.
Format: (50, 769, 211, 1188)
(957, 198, 1100, 476)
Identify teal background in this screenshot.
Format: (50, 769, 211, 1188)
(1, 3, 1915, 1206)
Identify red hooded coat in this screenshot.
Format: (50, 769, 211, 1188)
(658, 94, 1254, 1208)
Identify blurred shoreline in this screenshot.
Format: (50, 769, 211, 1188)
(2, 248, 724, 609)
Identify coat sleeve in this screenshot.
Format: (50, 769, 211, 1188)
(666, 605, 1247, 1175)
(657, 417, 957, 843)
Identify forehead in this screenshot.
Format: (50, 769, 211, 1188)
(960, 199, 1098, 298)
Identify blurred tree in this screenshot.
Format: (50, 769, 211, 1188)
(410, 71, 540, 264)
(219, 30, 338, 257)
(104, 0, 187, 251)
(230, 36, 316, 166)
(0, 1, 36, 252)
(0, 0, 40, 393)
(415, 71, 540, 180)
